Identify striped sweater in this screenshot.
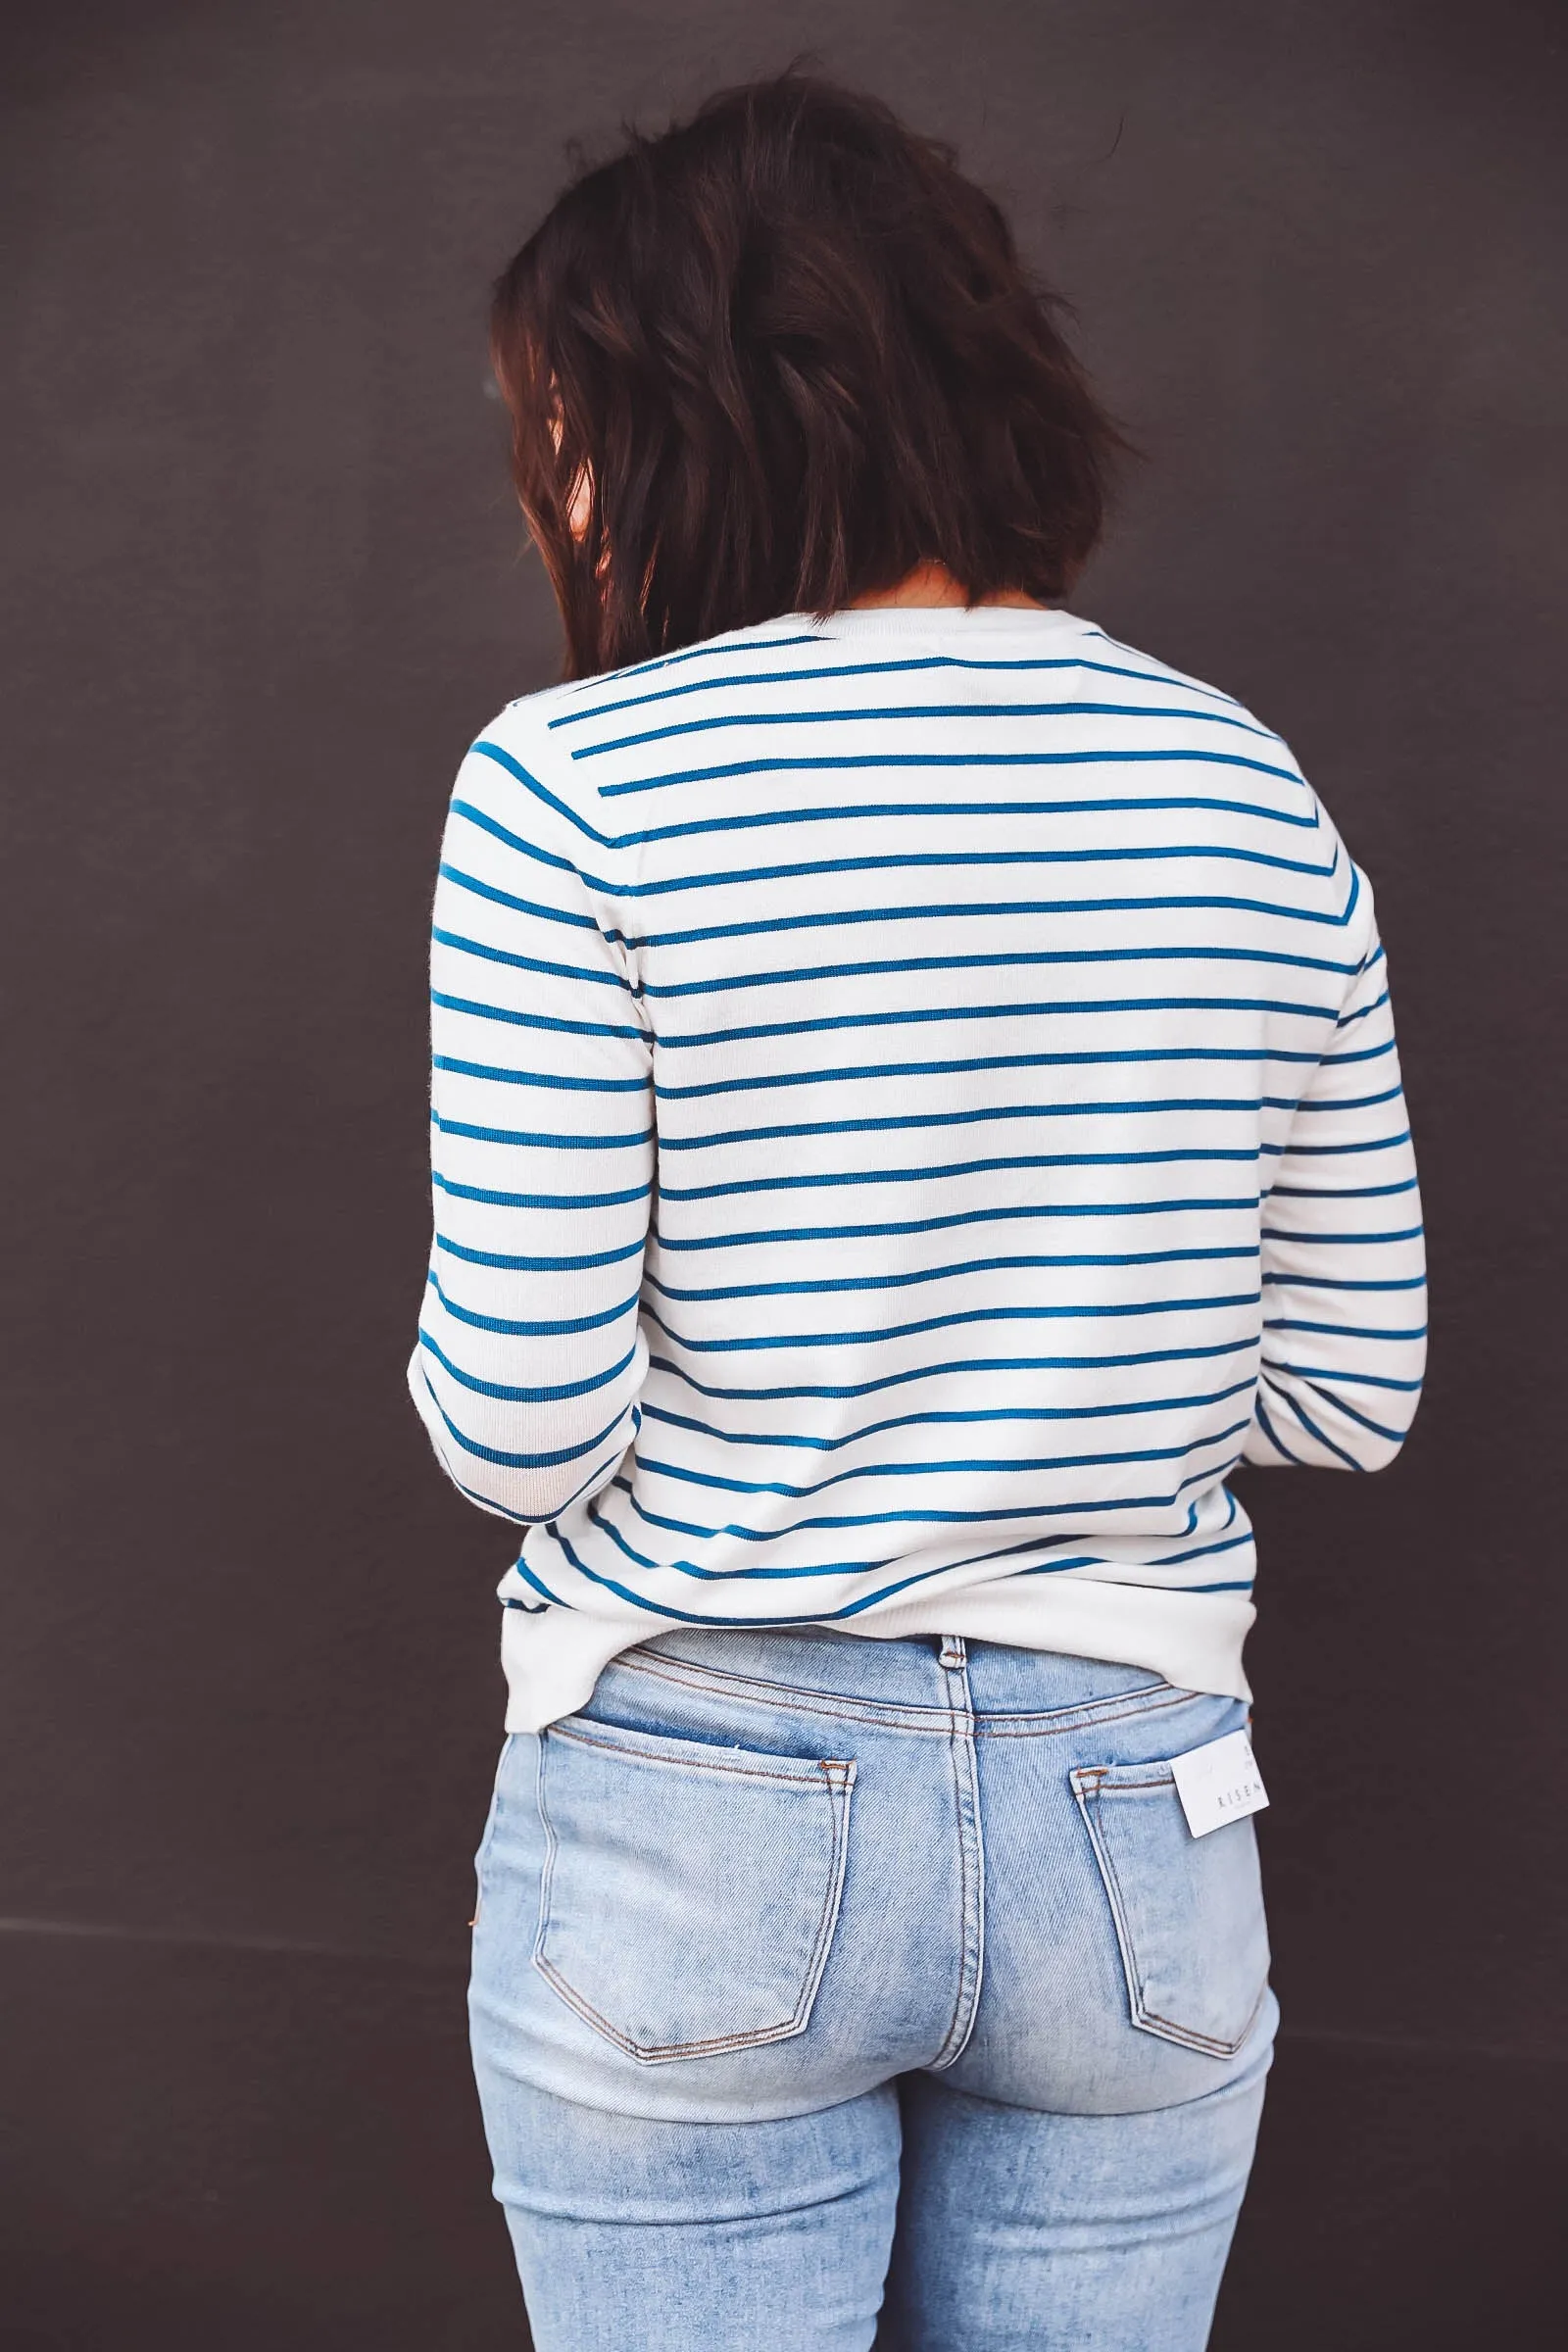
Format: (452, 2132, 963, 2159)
(408, 603, 1427, 1733)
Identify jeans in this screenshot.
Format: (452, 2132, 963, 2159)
(468, 1627, 1276, 2351)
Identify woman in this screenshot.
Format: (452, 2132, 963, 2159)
(410, 73, 1426, 2352)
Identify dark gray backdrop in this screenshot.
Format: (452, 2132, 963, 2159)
(3, 3, 1564, 2345)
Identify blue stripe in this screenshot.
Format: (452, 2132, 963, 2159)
(432, 925, 627, 992)
(555, 629, 821, 694)
(1318, 1039, 1397, 1066)
(588, 1508, 900, 1583)
(648, 1337, 1256, 1400)
(548, 1514, 1251, 1621)
(1293, 1084, 1403, 1113)
(638, 1378, 1256, 1453)
(646, 1246, 1255, 1303)
(423, 1273, 637, 1339)
(1150, 1529, 1252, 1569)
(1267, 1178, 1418, 1199)
(660, 1098, 1271, 1154)
(573, 699, 1280, 761)
(445, 1471, 540, 1530)
(433, 1110, 653, 1151)
(433, 1170, 650, 1210)
(549, 1524, 980, 1617)
(450, 792, 581, 867)
(1272, 1361, 1424, 1393)
(438, 861, 598, 931)
(1337, 989, 1390, 1027)
(1083, 626, 1248, 708)
(1282, 1129, 1412, 1157)
(436, 1054, 648, 1095)
(658, 1148, 1263, 1205)
(416, 1360, 630, 1458)
(636, 1420, 1252, 1503)
(611, 1454, 1231, 1543)
(656, 1044, 1325, 1102)
(419, 1328, 636, 1396)
(973, 1542, 1105, 1579)
(615, 829, 1339, 902)
(505, 1558, 571, 1603)
(1259, 1226, 1423, 1245)
(627, 906, 1356, 960)
(457, 777, 1322, 875)
(597, 744, 1312, 803)
(1263, 1316, 1427, 1341)
(645, 1292, 1260, 1357)
(432, 988, 646, 1045)
(1251, 1394, 1305, 1465)
(657, 1196, 1262, 1254)
(436, 1232, 646, 1273)
(656, 996, 1338, 1053)
(1303, 1379, 1405, 1445)
(639, 924, 1353, 1007)
(550, 651, 1259, 730)
(1263, 1272, 1424, 1292)
(1260, 1373, 1362, 1470)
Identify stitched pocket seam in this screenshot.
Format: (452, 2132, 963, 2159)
(1071, 1765, 1264, 2059)
(548, 1717, 848, 1790)
(533, 1743, 856, 2064)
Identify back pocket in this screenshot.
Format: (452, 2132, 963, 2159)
(534, 1716, 856, 2064)
(1071, 1756, 1269, 2057)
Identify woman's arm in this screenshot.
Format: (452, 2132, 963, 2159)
(407, 733, 654, 1524)
(1246, 877, 1427, 1470)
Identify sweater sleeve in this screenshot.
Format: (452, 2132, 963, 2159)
(407, 725, 654, 1525)
(1244, 868, 1427, 1470)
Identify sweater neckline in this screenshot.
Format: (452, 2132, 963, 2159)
(785, 603, 1095, 641)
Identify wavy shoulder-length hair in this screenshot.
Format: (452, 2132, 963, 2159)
(490, 72, 1126, 680)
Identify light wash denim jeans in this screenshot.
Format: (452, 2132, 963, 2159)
(468, 1628, 1277, 2351)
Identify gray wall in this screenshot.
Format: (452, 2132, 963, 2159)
(2, 3, 1563, 2343)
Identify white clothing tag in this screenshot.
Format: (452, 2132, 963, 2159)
(1169, 1728, 1269, 1839)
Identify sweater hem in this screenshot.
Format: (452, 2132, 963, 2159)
(498, 1576, 1253, 1735)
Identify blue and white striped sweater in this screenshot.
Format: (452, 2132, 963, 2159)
(408, 604, 1426, 1732)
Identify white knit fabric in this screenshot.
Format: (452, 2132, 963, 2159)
(408, 606, 1426, 1730)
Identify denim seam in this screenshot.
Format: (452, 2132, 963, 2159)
(1137, 1982, 1268, 2058)
(531, 1748, 857, 2063)
(929, 1652, 986, 2070)
(608, 1651, 1190, 1739)
(615, 1645, 1170, 1719)
(979, 1689, 1208, 1740)
(1070, 1766, 1264, 2060)
(548, 1720, 851, 1788)
(931, 1699, 970, 2065)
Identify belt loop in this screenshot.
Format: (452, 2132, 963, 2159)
(930, 1631, 985, 2069)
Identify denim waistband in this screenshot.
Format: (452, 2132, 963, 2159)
(612, 1624, 1192, 1734)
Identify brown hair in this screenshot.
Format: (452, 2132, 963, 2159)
(490, 72, 1125, 680)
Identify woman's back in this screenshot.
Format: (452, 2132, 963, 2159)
(429, 71, 1428, 2349)
(412, 600, 1423, 1730)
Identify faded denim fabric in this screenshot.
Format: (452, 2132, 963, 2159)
(469, 1628, 1276, 2351)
